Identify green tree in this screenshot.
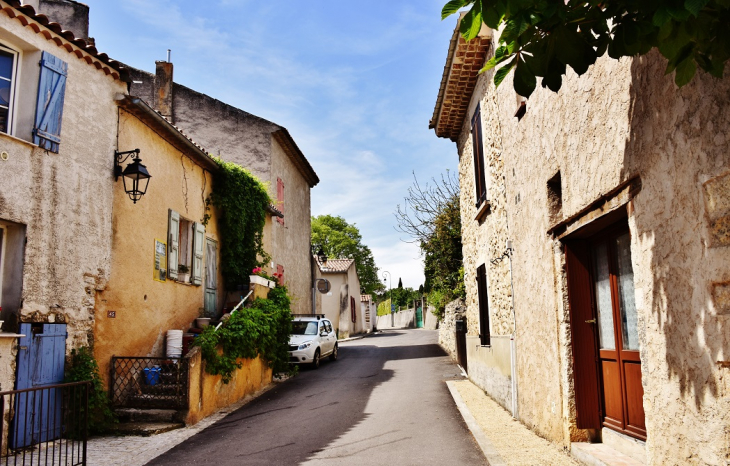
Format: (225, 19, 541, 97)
(311, 215, 384, 295)
(395, 172, 464, 319)
(443, 0, 730, 97)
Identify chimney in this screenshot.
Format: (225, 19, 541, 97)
(154, 58, 174, 122)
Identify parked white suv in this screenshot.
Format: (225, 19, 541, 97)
(288, 315, 338, 369)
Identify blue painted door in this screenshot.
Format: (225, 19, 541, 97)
(11, 323, 66, 448)
(416, 307, 424, 328)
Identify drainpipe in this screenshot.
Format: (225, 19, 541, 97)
(507, 239, 518, 420)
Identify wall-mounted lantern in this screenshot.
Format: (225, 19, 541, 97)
(316, 246, 327, 267)
(115, 149, 151, 204)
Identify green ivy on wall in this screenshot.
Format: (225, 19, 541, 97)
(206, 157, 271, 290)
(193, 285, 294, 383)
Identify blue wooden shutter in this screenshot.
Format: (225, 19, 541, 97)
(33, 52, 68, 153)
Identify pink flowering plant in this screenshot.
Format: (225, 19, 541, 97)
(252, 267, 283, 284)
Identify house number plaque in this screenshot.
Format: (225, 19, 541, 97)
(107, 311, 116, 318)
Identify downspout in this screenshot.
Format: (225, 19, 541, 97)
(507, 239, 518, 419)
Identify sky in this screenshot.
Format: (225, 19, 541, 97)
(83, 0, 460, 290)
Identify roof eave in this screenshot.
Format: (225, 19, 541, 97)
(272, 129, 319, 188)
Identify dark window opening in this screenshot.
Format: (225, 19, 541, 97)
(547, 171, 563, 223)
(471, 105, 487, 207)
(476, 264, 490, 346)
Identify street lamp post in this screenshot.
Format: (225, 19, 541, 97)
(382, 271, 392, 327)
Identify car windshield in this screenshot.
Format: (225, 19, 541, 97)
(291, 321, 318, 335)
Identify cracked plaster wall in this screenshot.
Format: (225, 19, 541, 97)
(0, 11, 125, 353)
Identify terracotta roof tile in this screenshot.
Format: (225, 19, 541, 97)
(2, 1, 128, 80)
(315, 258, 354, 273)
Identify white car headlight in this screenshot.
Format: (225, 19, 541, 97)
(298, 341, 312, 350)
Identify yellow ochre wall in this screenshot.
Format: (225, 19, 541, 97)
(94, 109, 223, 387)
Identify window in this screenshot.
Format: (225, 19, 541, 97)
(471, 105, 487, 207)
(276, 177, 285, 225)
(476, 263, 490, 346)
(168, 209, 205, 285)
(0, 44, 18, 135)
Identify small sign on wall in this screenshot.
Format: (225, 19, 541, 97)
(154, 239, 167, 282)
(107, 311, 116, 318)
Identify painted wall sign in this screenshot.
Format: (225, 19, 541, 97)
(107, 310, 116, 318)
(154, 238, 167, 282)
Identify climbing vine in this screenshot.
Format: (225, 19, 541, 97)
(193, 284, 294, 383)
(205, 157, 271, 290)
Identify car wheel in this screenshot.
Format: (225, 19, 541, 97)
(312, 349, 320, 369)
(329, 343, 338, 361)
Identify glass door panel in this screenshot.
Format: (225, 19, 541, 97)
(615, 233, 639, 351)
(593, 243, 615, 350)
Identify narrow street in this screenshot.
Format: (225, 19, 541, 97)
(147, 329, 486, 465)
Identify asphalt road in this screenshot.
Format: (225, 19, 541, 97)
(147, 329, 486, 465)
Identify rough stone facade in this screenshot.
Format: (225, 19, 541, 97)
(438, 299, 466, 360)
(432, 18, 730, 465)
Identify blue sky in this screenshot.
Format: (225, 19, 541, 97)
(84, 0, 459, 289)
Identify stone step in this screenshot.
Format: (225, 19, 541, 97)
(115, 408, 182, 423)
(111, 421, 185, 437)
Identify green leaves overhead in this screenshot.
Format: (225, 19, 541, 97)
(443, 0, 730, 97)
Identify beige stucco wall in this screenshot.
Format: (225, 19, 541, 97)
(0, 9, 126, 352)
(185, 347, 271, 425)
(269, 138, 312, 315)
(457, 34, 730, 463)
(93, 110, 223, 388)
(314, 264, 362, 339)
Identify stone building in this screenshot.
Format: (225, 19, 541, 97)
(430, 17, 730, 465)
(125, 62, 319, 315)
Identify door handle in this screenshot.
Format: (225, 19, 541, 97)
(585, 319, 596, 324)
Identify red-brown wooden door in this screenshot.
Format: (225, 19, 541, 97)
(591, 228, 646, 440)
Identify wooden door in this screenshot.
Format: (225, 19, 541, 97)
(591, 228, 645, 440)
(204, 238, 217, 317)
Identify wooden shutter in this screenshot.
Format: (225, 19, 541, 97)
(276, 177, 284, 225)
(33, 52, 67, 153)
(191, 222, 205, 285)
(471, 105, 487, 206)
(564, 240, 602, 429)
(168, 209, 180, 281)
(476, 264, 490, 346)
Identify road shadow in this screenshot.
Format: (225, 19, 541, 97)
(146, 336, 454, 466)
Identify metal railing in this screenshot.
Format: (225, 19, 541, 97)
(110, 357, 189, 410)
(0, 381, 90, 466)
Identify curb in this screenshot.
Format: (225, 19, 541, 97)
(446, 380, 508, 466)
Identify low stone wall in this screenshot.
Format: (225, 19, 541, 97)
(375, 309, 414, 329)
(184, 346, 272, 425)
(423, 306, 439, 330)
(438, 299, 466, 361)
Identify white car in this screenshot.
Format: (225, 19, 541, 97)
(288, 315, 338, 369)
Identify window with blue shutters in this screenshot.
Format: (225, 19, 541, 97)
(33, 51, 67, 153)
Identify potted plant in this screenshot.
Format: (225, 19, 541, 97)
(196, 307, 211, 328)
(178, 264, 190, 283)
(249, 267, 275, 288)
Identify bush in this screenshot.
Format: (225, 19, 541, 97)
(193, 285, 294, 383)
(64, 347, 117, 434)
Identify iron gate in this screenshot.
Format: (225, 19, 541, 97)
(110, 357, 189, 410)
(0, 381, 90, 466)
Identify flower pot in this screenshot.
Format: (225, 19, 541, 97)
(249, 275, 268, 286)
(196, 317, 211, 329)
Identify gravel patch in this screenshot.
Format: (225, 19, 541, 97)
(451, 380, 579, 466)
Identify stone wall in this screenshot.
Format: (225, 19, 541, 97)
(438, 299, 465, 360)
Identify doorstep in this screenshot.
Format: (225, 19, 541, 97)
(571, 442, 646, 466)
